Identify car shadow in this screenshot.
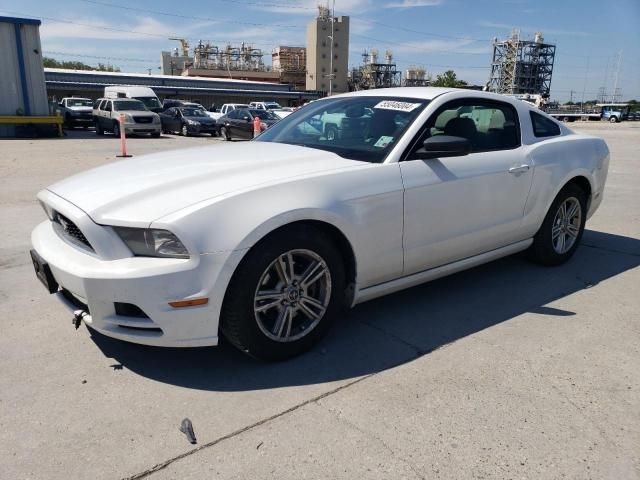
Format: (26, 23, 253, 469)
(89, 229, 640, 391)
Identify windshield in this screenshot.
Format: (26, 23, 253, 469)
(113, 100, 147, 111)
(255, 96, 428, 163)
(135, 96, 162, 110)
(67, 99, 92, 107)
(265, 103, 282, 110)
(181, 108, 208, 117)
(251, 109, 279, 120)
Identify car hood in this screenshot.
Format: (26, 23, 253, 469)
(67, 106, 92, 113)
(46, 142, 364, 226)
(122, 110, 155, 116)
(184, 115, 215, 124)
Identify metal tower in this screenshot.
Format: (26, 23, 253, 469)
(488, 30, 555, 96)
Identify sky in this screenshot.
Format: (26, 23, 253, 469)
(1, 0, 638, 102)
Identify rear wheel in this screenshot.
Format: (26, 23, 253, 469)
(529, 183, 587, 266)
(609, 116, 618, 123)
(220, 126, 231, 141)
(221, 226, 345, 361)
(325, 124, 338, 141)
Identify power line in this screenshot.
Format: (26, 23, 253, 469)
(351, 33, 490, 56)
(43, 51, 155, 63)
(350, 17, 488, 42)
(78, 0, 304, 29)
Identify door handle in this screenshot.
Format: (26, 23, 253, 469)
(509, 165, 530, 174)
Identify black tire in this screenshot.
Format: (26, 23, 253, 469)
(325, 124, 338, 141)
(151, 132, 161, 138)
(221, 225, 346, 361)
(220, 126, 231, 141)
(113, 121, 121, 137)
(95, 121, 104, 135)
(529, 183, 587, 266)
(609, 116, 618, 123)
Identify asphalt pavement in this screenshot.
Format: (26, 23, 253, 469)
(0, 123, 638, 479)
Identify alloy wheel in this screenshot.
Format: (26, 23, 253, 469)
(551, 197, 581, 254)
(253, 249, 332, 343)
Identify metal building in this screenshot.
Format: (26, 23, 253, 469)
(272, 46, 306, 90)
(0, 15, 49, 133)
(44, 68, 319, 107)
(487, 30, 555, 96)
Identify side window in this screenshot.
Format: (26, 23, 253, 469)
(427, 100, 520, 152)
(240, 111, 252, 121)
(104, 101, 112, 112)
(93, 99, 101, 109)
(227, 109, 238, 119)
(530, 111, 561, 137)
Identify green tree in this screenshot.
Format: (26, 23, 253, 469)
(42, 57, 121, 72)
(431, 70, 468, 88)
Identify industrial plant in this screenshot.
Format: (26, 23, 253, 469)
(487, 30, 556, 96)
(349, 49, 402, 90)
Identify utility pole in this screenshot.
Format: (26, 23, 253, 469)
(612, 50, 622, 103)
(580, 55, 590, 108)
(328, 0, 335, 96)
(569, 90, 574, 103)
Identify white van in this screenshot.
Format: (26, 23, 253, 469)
(104, 86, 163, 113)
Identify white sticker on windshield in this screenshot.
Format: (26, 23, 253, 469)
(374, 100, 422, 112)
(374, 136, 394, 148)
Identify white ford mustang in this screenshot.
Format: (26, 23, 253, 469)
(31, 88, 609, 360)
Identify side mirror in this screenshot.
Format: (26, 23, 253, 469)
(412, 135, 471, 160)
(58, 102, 64, 107)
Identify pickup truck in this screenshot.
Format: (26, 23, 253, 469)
(208, 103, 249, 121)
(59, 97, 94, 128)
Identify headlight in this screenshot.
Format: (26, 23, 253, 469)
(123, 113, 134, 122)
(113, 227, 189, 259)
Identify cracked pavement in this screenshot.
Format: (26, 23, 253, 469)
(1, 123, 638, 479)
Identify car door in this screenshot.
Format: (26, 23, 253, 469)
(101, 101, 113, 129)
(237, 110, 253, 139)
(400, 98, 534, 275)
(159, 107, 174, 132)
(224, 109, 239, 136)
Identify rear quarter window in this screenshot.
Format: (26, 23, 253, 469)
(530, 111, 561, 138)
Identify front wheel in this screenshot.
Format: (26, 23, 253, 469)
(609, 116, 618, 123)
(529, 184, 587, 266)
(221, 226, 346, 361)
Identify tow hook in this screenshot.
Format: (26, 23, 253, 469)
(72, 310, 88, 330)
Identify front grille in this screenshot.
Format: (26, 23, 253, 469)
(53, 212, 94, 251)
(133, 116, 153, 123)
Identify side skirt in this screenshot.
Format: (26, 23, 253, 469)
(353, 238, 533, 305)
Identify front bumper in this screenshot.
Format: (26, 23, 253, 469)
(30, 196, 241, 347)
(124, 122, 161, 135)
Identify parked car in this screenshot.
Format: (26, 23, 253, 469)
(208, 103, 249, 121)
(249, 101, 282, 111)
(159, 107, 217, 136)
(104, 86, 163, 113)
(92, 98, 161, 137)
(59, 97, 94, 129)
(31, 88, 609, 361)
(218, 108, 279, 140)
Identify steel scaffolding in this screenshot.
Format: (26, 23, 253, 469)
(487, 30, 555, 96)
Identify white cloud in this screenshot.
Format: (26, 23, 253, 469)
(390, 38, 489, 55)
(385, 0, 442, 8)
